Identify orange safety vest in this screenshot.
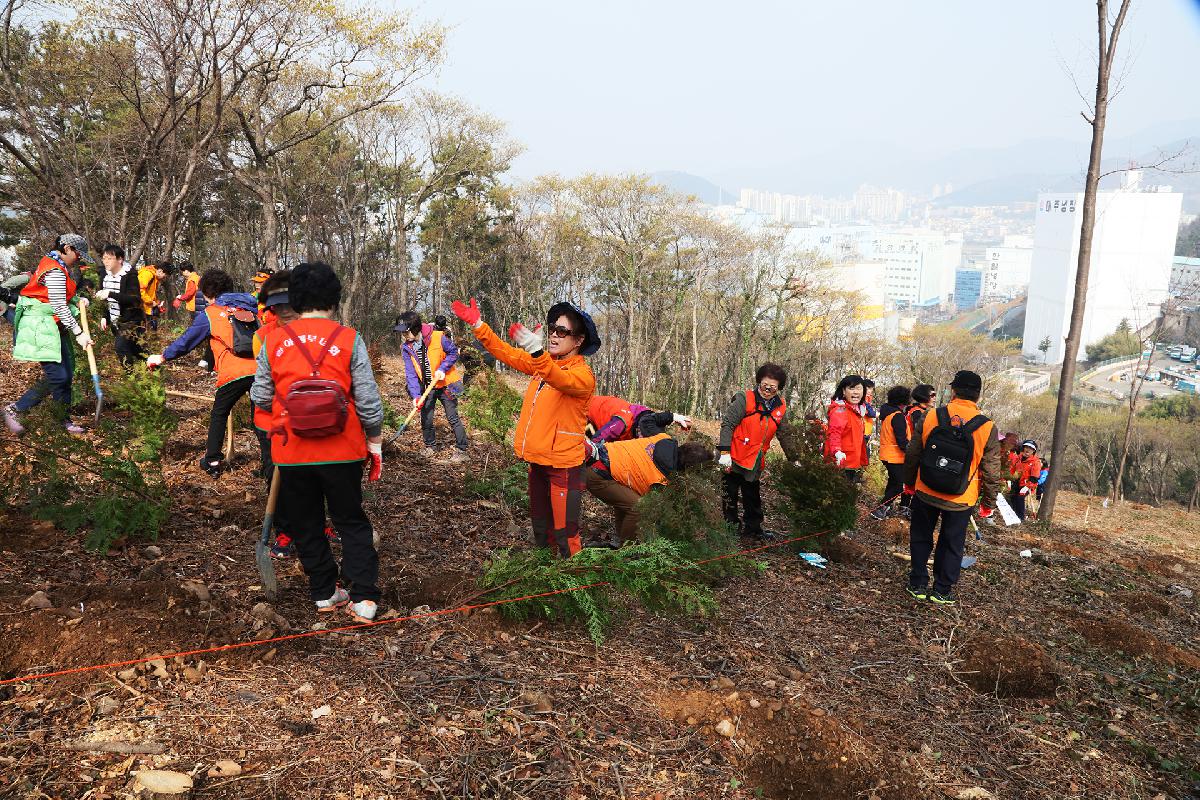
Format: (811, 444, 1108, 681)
(730, 390, 786, 471)
(183, 273, 200, 312)
(879, 410, 906, 464)
(914, 398, 995, 507)
(406, 329, 464, 390)
(607, 432, 671, 496)
(205, 305, 258, 387)
(20, 256, 77, 308)
(263, 317, 366, 466)
(587, 395, 635, 439)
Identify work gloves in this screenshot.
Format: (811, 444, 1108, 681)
(1019, 486, 1031, 496)
(433, 369, 446, 383)
(172, 297, 182, 309)
(672, 414, 692, 429)
(834, 450, 847, 466)
(508, 323, 544, 355)
(94, 289, 112, 300)
(451, 298, 482, 328)
(99, 317, 107, 332)
(978, 506, 995, 519)
(367, 440, 382, 482)
(718, 453, 732, 470)
(902, 485, 915, 496)
(75, 331, 93, 350)
(146, 354, 165, 369)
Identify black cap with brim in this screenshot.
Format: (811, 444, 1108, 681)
(263, 291, 290, 309)
(547, 301, 601, 357)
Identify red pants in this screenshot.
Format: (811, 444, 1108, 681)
(528, 463, 583, 557)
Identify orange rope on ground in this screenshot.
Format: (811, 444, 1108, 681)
(0, 528, 838, 687)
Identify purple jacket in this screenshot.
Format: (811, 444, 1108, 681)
(401, 323, 462, 398)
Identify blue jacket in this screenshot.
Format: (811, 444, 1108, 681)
(163, 292, 258, 360)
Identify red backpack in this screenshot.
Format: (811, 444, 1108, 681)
(279, 323, 349, 439)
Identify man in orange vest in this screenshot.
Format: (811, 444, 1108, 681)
(250, 261, 385, 623)
(394, 310, 468, 463)
(717, 363, 788, 541)
(871, 385, 912, 521)
(583, 418, 713, 547)
(147, 269, 259, 475)
(902, 370, 1002, 606)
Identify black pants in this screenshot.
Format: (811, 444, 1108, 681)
(420, 387, 468, 450)
(1008, 490, 1027, 521)
(203, 376, 252, 464)
(722, 470, 763, 536)
(278, 460, 378, 602)
(883, 462, 911, 508)
(254, 428, 292, 535)
(114, 324, 145, 367)
(908, 496, 970, 594)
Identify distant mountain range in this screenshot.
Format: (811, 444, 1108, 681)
(654, 118, 1200, 213)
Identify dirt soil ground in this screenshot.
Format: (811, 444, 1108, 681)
(0, 343, 1198, 799)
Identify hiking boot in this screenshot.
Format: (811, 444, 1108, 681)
(271, 532, 295, 559)
(928, 589, 957, 606)
(751, 529, 779, 542)
(419, 446, 435, 458)
(315, 587, 349, 613)
(3, 404, 25, 436)
(870, 505, 890, 521)
(63, 419, 85, 435)
(584, 538, 619, 550)
(906, 583, 928, 601)
(324, 525, 340, 544)
(199, 457, 224, 477)
(893, 506, 912, 520)
(347, 599, 377, 623)
(446, 449, 469, 464)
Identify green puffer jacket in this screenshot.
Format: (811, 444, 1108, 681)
(13, 295, 78, 363)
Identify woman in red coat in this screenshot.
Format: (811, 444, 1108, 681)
(824, 374, 868, 481)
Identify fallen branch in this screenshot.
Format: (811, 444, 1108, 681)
(165, 389, 213, 403)
(58, 739, 166, 754)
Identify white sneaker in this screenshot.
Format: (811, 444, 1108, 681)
(347, 600, 377, 623)
(198, 360, 210, 370)
(315, 587, 349, 613)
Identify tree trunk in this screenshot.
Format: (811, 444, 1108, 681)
(1039, 0, 1131, 524)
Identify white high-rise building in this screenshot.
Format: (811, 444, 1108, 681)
(1021, 189, 1183, 364)
(981, 234, 1034, 301)
(868, 230, 961, 307)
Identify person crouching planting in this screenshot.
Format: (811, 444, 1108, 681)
(452, 297, 599, 558)
(250, 262, 386, 622)
(584, 416, 713, 548)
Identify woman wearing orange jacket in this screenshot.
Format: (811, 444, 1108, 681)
(452, 298, 600, 557)
(824, 374, 869, 481)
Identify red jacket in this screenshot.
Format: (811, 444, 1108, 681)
(1012, 454, 1042, 492)
(824, 400, 866, 469)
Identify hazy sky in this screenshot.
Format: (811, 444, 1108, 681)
(401, 1, 1200, 183)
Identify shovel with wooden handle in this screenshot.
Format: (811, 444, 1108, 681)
(77, 304, 103, 423)
(257, 466, 281, 600)
(386, 381, 437, 445)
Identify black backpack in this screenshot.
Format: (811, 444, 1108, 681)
(918, 407, 990, 496)
(215, 306, 259, 359)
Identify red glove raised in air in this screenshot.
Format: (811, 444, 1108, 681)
(367, 440, 382, 482)
(451, 298, 482, 328)
(978, 506, 994, 519)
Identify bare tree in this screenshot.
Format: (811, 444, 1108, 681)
(1040, 0, 1133, 524)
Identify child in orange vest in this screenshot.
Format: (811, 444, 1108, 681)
(452, 298, 599, 558)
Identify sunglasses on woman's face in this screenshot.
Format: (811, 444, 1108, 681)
(759, 382, 779, 393)
(547, 324, 578, 338)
